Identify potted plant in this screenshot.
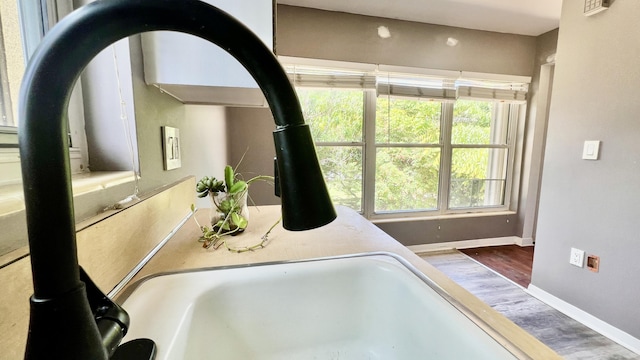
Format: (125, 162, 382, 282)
(192, 165, 277, 252)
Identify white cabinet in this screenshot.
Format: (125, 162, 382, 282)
(141, 0, 273, 106)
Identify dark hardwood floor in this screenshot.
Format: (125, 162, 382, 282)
(460, 245, 534, 288)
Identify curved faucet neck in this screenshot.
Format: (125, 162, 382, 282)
(20, 0, 303, 300)
(19, 0, 334, 358)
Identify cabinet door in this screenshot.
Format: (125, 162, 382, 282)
(141, 0, 273, 89)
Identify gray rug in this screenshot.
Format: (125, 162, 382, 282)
(421, 251, 639, 360)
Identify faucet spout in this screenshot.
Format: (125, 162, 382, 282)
(19, 0, 335, 358)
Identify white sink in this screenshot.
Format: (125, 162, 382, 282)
(120, 253, 520, 359)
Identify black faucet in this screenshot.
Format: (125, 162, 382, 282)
(18, 0, 336, 358)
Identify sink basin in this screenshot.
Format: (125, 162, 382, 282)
(119, 253, 519, 359)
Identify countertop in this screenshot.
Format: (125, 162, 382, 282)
(126, 205, 561, 359)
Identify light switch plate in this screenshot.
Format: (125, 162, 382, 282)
(162, 126, 181, 170)
(582, 140, 600, 160)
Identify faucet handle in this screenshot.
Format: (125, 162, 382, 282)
(79, 268, 158, 359)
(80, 267, 130, 356)
(110, 339, 157, 360)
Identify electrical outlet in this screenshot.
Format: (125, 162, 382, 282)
(569, 248, 585, 267)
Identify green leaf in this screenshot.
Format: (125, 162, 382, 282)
(196, 182, 207, 192)
(229, 181, 247, 194)
(218, 199, 232, 213)
(212, 180, 225, 192)
(215, 220, 230, 231)
(224, 165, 234, 191)
(231, 212, 248, 229)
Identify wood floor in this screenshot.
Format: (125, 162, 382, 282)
(421, 249, 640, 359)
(460, 245, 534, 288)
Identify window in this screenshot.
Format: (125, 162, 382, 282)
(375, 97, 442, 212)
(0, 1, 91, 178)
(0, 0, 100, 200)
(0, 30, 13, 127)
(291, 63, 527, 219)
(0, 4, 20, 128)
(449, 100, 513, 209)
(0, 0, 139, 261)
(297, 88, 365, 210)
(1, 0, 138, 182)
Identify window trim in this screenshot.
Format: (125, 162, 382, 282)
(285, 58, 529, 220)
(0, 0, 88, 165)
(0, 125, 18, 150)
(0, 7, 16, 128)
(447, 101, 518, 211)
(366, 99, 520, 220)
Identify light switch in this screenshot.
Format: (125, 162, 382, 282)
(582, 140, 600, 160)
(162, 126, 181, 170)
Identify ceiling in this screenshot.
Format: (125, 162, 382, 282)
(277, 0, 563, 36)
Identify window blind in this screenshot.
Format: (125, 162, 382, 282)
(283, 64, 376, 90)
(456, 85, 527, 102)
(376, 83, 457, 101)
(455, 77, 528, 102)
(283, 62, 529, 103)
(288, 73, 376, 89)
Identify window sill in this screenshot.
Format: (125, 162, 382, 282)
(369, 210, 516, 224)
(0, 171, 138, 265)
(0, 170, 136, 216)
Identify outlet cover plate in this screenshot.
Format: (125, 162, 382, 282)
(569, 247, 585, 267)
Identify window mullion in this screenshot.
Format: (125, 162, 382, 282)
(439, 103, 453, 213)
(363, 90, 376, 218)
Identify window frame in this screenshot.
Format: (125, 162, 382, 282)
(296, 87, 368, 211)
(0, 0, 88, 175)
(0, 0, 140, 263)
(365, 97, 520, 220)
(370, 95, 445, 215)
(443, 101, 520, 214)
(293, 77, 525, 220)
(0, 37, 12, 128)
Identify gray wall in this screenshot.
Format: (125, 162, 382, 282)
(277, 5, 537, 76)
(251, 5, 549, 245)
(129, 35, 229, 211)
(226, 107, 280, 206)
(531, 0, 640, 338)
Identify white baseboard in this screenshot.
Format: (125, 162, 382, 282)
(527, 284, 640, 355)
(519, 237, 535, 246)
(408, 236, 529, 253)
